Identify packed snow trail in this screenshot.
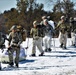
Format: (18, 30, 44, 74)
(0, 38, 76, 75)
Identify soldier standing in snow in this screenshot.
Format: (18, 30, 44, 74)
(69, 17, 76, 47)
(30, 21, 44, 56)
(8, 25, 22, 68)
(56, 16, 69, 49)
(43, 19, 53, 52)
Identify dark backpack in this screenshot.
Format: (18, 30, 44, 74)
(17, 25, 27, 41)
(21, 29, 27, 41)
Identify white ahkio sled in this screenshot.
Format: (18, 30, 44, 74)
(0, 47, 26, 70)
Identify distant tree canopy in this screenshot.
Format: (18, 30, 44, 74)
(52, 0, 75, 21)
(3, 0, 48, 33)
(0, 14, 6, 33)
(0, 0, 76, 37)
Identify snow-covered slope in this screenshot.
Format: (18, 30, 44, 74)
(0, 38, 76, 75)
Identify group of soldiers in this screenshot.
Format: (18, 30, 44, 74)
(0, 15, 76, 70)
(30, 16, 55, 56)
(30, 15, 76, 56)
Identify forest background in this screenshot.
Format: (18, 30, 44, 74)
(0, 0, 76, 37)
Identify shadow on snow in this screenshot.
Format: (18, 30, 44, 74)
(2, 65, 72, 71)
(19, 59, 35, 64)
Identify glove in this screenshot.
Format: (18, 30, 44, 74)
(8, 47, 12, 50)
(7, 47, 12, 52)
(17, 44, 20, 48)
(12, 43, 20, 48)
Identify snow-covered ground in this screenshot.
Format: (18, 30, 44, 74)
(0, 38, 76, 75)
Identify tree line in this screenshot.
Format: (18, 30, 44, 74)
(0, 0, 76, 37)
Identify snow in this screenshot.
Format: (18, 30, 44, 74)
(0, 38, 76, 75)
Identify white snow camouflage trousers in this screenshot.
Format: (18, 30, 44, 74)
(71, 32, 76, 46)
(32, 37, 44, 54)
(43, 35, 52, 50)
(59, 31, 68, 47)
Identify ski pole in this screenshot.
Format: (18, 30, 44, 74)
(25, 37, 29, 49)
(25, 41, 33, 49)
(52, 32, 56, 51)
(53, 38, 56, 51)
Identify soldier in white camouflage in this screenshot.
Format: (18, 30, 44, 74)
(43, 19, 53, 52)
(70, 17, 76, 47)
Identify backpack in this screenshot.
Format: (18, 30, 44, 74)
(17, 25, 27, 41)
(21, 29, 27, 41)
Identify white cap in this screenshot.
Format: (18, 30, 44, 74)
(9, 25, 17, 31)
(33, 21, 37, 25)
(61, 16, 65, 19)
(42, 16, 46, 19)
(43, 19, 48, 23)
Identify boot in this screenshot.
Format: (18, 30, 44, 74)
(31, 54, 36, 57)
(60, 43, 63, 48)
(8, 62, 14, 67)
(48, 48, 52, 52)
(39, 52, 44, 56)
(72, 44, 76, 47)
(63, 46, 67, 49)
(0, 67, 1, 70)
(45, 49, 47, 52)
(15, 63, 19, 68)
(9, 62, 14, 66)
